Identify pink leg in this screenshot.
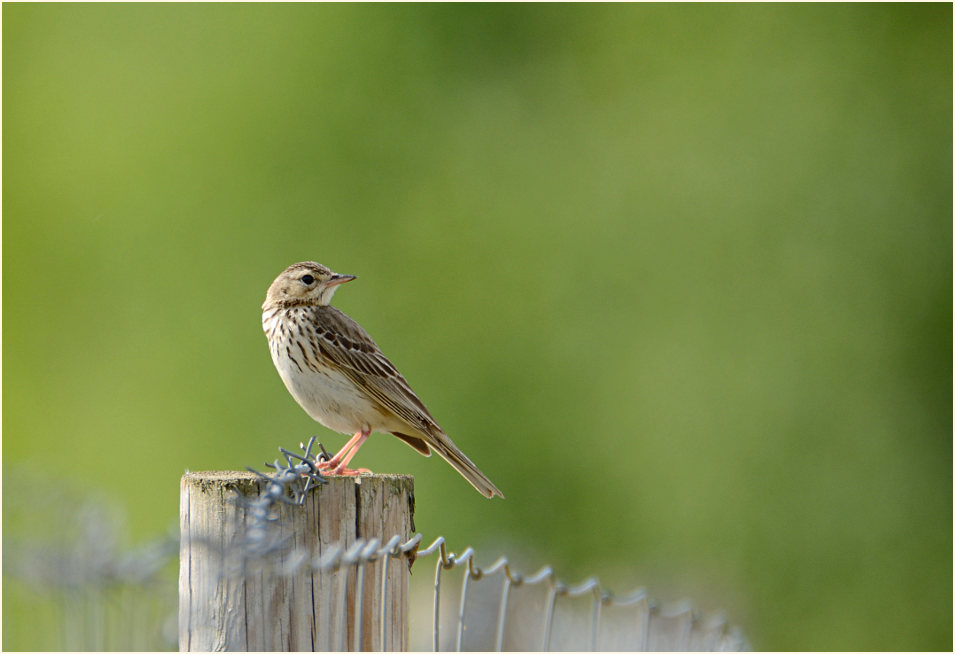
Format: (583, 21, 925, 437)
(337, 430, 369, 469)
(320, 431, 366, 468)
(319, 429, 372, 475)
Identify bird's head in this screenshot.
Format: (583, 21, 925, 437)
(263, 261, 356, 309)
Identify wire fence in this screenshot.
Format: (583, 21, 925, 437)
(4, 440, 748, 651)
(2, 478, 179, 651)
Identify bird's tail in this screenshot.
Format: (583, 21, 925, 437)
(427, 431, 504, 499)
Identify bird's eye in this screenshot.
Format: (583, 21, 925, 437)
(300, 274, 315, 285)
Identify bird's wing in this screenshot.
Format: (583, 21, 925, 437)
(313, 306, 442, 438)
(314, 307, 503, 499)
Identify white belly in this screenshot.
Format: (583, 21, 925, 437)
(263, 308, 400, 435)
(273, 351, 383, 434)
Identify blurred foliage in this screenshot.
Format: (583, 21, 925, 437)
(3, 4, 951, 650)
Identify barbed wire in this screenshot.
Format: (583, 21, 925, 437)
(202, 525, 746, 651)
(237, 435, 329, 557)
(214, 439, 747, 651)
(5, 441, 749, 651)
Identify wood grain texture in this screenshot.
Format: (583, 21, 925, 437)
(179, 471, 414, 651)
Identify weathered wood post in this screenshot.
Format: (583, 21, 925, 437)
(179, 471, 414, 651)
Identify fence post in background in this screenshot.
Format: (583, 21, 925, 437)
(178, 471, 414, 652)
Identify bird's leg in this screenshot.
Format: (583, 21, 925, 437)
(319, 429, 372, 475)
(334, 430, 370, 473)
(319, 430, 364, 467)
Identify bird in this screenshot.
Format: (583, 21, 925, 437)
(262, 261, 504, 499)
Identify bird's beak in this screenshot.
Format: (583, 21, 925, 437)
(327, 274, 357, 287)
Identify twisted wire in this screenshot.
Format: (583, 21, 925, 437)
(5, 441, 748, 651)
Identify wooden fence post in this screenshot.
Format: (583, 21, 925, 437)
(178, 471, 414, 652)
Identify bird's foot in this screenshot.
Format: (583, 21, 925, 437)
(316, 457, 371, 475)
(321, 464, 372, 476)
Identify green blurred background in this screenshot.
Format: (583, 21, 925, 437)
(3, 3, 951, 650)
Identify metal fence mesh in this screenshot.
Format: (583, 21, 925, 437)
(3, 479, 179, 651)
(3, 442, 747, 651)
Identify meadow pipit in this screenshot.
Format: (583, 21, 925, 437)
(262, 261, 504, 499)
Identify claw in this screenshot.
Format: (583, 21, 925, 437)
(322, 465, 373, 476)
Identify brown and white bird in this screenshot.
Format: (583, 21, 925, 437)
(262, 261, 503, 499)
